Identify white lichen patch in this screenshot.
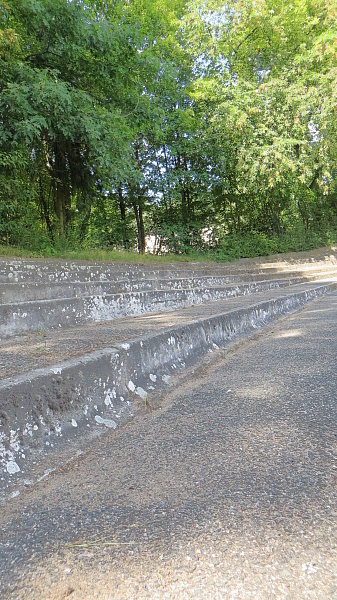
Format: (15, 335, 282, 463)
(54, 422, 62, 436)
(87, 295, 114, 322)
(121, 343, 130, 350)
(104, 388, 116, 407)
(51, 367, 62, 375)
(135, 386, 147, 400)
(0, 430, 22, 476)
(162, 374, 171, 384)
(71, 419, 78, 428)
(128, 380, 136, 392)
(10, 490, 20, 498)
(149, 373, 157, 382)
(10, 430, 20, 453)
(94, 416, 117, 429)
(23, 423, 33, 437)
(6, 460, 20, 475)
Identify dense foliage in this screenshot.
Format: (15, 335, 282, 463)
(0, 0, 336, 256)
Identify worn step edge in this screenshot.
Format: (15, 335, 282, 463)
(0, 277, 307, 338)
(0, 276, 236, 303)
(1, 270, 335, 306)
(1, 257, 336, 283)
(0, 263, 236, 283)
(0, 274, 307, 304)
(0, 282, 334, 486)
(1, 265, 336, 286)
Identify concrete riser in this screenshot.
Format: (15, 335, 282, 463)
(0, 275, 256, 303)
(1, 258, 336, 284)
(0, 279, 301, 337)
(0, 283, 332, 482)
(0, 262, 229, 284)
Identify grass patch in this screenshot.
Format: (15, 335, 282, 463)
(0, 244, 213, 264)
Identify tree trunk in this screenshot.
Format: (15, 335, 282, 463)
(38, 176, 54, 240)
(181, 187, 188, 225)
(118, 186, 129, 249)
(163, 144, 173, 219)
(133, 200, 145, 254)
(155, 156, 169, 216)
(78, 201, 92, 243)
(132, 142, 146, 254)
(53, 142, 71, 237)
(183, 156, 192, 217)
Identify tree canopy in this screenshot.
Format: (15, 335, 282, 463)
(0, 0, 336, 255)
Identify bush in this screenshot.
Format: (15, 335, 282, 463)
(215, 227, 337, 261)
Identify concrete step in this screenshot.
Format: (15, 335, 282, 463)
(0, 277, 307, 338)
(0, 280, 335, 488)
(1, 279, 329, 380)
(2, 271, 336, 305)
(1, 253, 336, 284)
(0, 259, 229, 284)
(0, 274, 294, 304)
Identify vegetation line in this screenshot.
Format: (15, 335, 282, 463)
(0, 1, 336, 257)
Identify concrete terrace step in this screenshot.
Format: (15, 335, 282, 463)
(2, 270, 336, 305)
(0, 279, 333, 380)
(1, 252, 336, 284)
(0, 259, 230, 284)
(0, 277, 307, 338)
(0, 274, 300, 304)
(0, 280, 336, 489)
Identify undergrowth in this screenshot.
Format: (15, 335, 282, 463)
(0, 227, 336, 264)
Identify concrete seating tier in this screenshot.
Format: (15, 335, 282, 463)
(0, 252, 336, 498)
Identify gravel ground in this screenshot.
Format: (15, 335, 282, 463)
(1, 291, 336, 599)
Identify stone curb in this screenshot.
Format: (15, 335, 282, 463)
(0, 283, 334, 483)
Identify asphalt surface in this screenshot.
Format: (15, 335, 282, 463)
(1, 291, 337, 599)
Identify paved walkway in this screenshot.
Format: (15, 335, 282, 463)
(1, 292, 337, 599)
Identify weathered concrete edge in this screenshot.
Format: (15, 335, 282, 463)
(0, 277, 304, 338)
(0, 283, 334, 483)
(0, 274, 308, 304)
